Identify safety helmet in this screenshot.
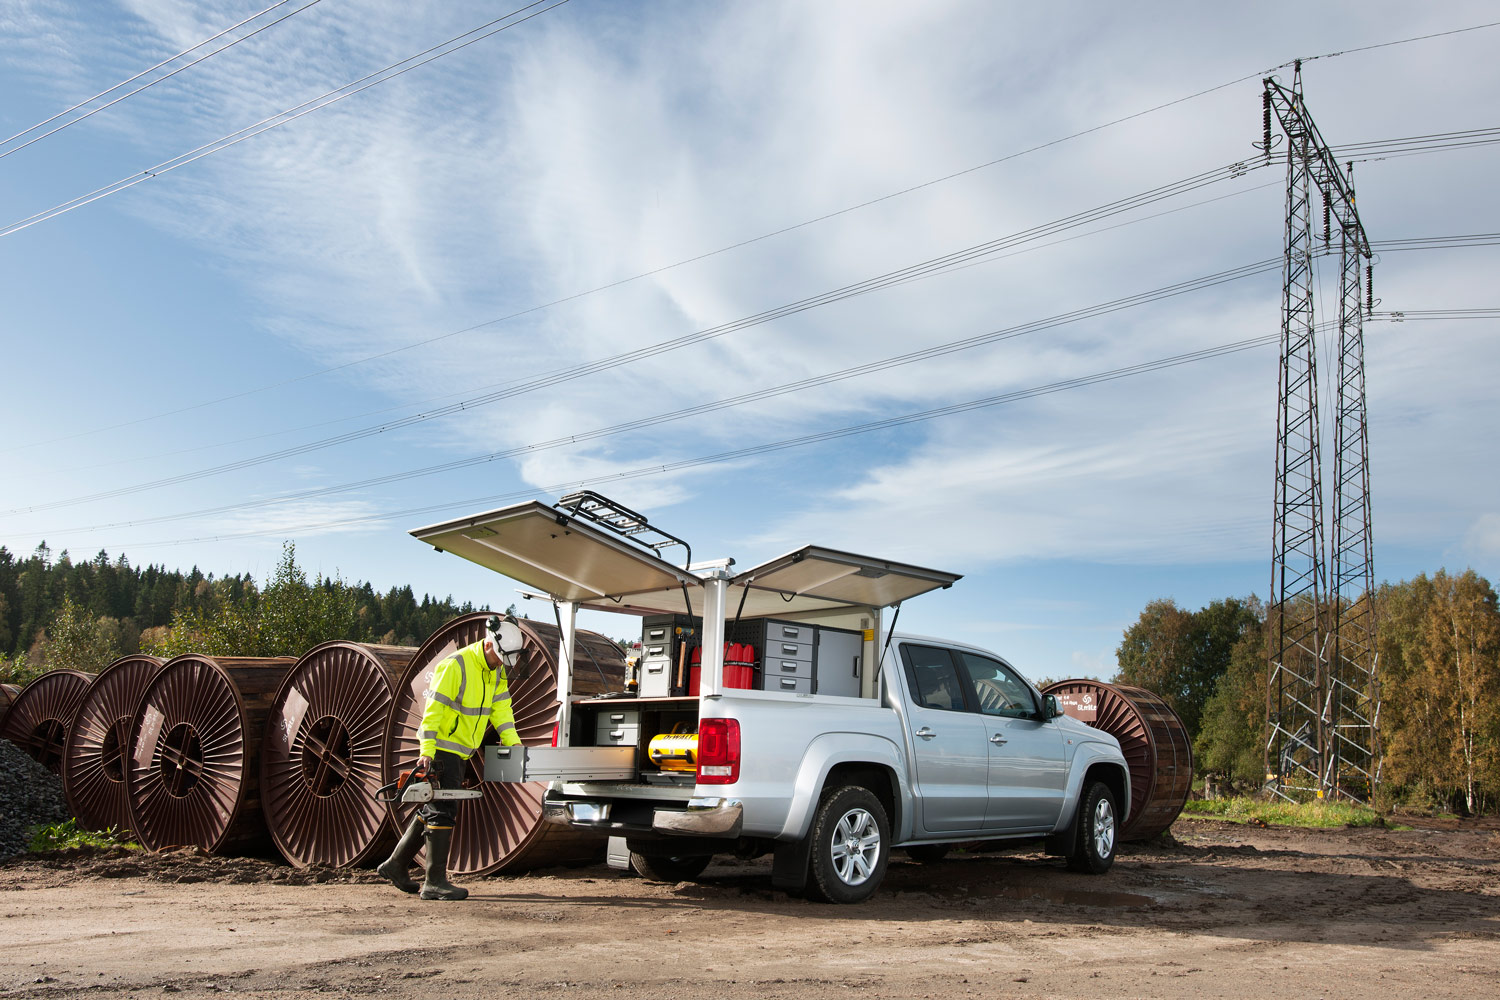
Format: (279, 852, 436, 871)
(485, 614, 529, 680)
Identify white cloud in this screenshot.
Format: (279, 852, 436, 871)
(3, 0, 1498, 598)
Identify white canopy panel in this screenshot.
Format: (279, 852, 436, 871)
(413, 503, 960, 618)
(409, 501, 696, 604)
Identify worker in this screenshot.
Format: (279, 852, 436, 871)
(378, 614, 528, 900)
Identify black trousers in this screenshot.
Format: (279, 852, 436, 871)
(418, 750, 468, 830)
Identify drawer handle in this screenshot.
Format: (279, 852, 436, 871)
(647, 629, 667, 640)
(779, 678, 797, 689)
(781, 627, 800, 637)
(609, 730, 625, 739)
(781, 644, 799, 655)
(645, 664, 665, 674)
(609, 714, 626, 722)
(647, 646, 665, 656)
(780, 662, 798, 672)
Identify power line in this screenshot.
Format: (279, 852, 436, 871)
(0, 0, 325, 161)
(29, 257, 1283, 537)
(12, 14, 1494, 451)
(0, 158, 1266, 516)
(104, 333, 1288, 550)
(0, 0, 570, 239)
(53, 174, 1285, 478)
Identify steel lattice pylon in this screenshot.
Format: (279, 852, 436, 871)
(1262, 62, 1379, 803)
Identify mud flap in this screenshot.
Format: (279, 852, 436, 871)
(771, 837, 811, 894)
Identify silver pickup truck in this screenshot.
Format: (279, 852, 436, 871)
(412, 495, 1129, 904)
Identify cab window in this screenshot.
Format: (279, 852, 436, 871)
(899, 645, 968, 712)
(956, 652, 1038, 719)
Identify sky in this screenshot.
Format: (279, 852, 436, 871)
(0, 0, 1496, 682)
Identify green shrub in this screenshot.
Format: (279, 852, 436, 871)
(28, 819, 140, 852)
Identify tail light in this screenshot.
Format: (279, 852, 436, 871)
(696, 718, 740, 784)
(551, 722, 560, 747)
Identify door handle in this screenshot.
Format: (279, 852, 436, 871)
(989, 734, 1008, 745)
(916, 727, 937, 741)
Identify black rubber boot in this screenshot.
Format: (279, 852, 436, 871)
(377, 816, 426, 893)
(420, 827, 468, 901)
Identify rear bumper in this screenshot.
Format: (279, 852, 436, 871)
(543, 795, 744, 838)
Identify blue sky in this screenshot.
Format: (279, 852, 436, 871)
(1, 0, 1496, 681)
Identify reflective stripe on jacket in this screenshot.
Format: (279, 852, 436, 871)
(417, 639, 523, 758)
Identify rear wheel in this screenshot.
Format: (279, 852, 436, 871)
(807, 785, 890, 904)
(1066, 780, 1118, 874)
(629, 852, 712, 882)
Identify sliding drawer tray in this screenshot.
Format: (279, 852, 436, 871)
(485, 745, 637, 783)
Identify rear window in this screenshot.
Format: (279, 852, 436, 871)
(899, 645, 966, 712)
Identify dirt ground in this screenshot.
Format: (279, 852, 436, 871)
(2, 816, 1497, 1000)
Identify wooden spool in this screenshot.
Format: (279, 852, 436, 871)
(1042, 679, 1194, 841)
(260, 642, 416, 867)
(382, 612, 628, 875)
(0, 682, 21, 724)
(125, 655, 296, 855)
(62, 655, 166, 831)
(1, 669, 96, 775)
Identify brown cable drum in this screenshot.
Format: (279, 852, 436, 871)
(62, 655, 165, 831)
(0, 669, 96, 774)
(260, 642, 416, 867)
(381, 612, 628, 876)
(0, 682, 21, 724)
(1042, 679, 1193, 841)
(125, 655, 296, 854)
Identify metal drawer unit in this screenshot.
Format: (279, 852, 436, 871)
(740, 619, 864, 697)
(595, 709, 640, 746)
(765, 674, 813, 694)
(639, 614, 701, 697)
(764, 657, 812, 680)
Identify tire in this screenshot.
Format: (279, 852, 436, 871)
(1066, 780, 1118, 875)
(807, 785, 890, 904)
(904, 844, 950, 863)
(629, 852, 712, 883)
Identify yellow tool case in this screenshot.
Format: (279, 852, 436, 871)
(647, 724, 698, 772)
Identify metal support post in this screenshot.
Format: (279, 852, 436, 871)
(699, 571, 729, 697)
(554, 600, 576, 745)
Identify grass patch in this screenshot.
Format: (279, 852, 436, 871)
(28, 819, 141, 852)
(1181, 796, 1394, 829)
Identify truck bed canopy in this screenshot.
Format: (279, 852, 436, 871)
(410, 501, 960, 618)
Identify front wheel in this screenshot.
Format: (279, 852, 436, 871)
(1066, 780, 1118, 875)
(807, 785, 890, 903)
(629, 852, 712, 883)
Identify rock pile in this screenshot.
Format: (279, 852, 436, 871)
(0, 739, 70, 859)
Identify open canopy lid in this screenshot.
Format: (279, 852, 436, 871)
(409, 501, 697, 605)
(413, 502, 961, 617)
(726, 545, 960, 616)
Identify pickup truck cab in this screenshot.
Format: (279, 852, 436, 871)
(411, 494, 1129, 903)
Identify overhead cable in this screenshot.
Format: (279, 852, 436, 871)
(0, 0, 569, 239)
(30, 257, 1283, 536)
(56, 175, 1283, 477)
(100, 333, 1289, 550)
(0, 0, 325, 161)
(0, 158, 1266, 516)
(16, 22, 1491, 446)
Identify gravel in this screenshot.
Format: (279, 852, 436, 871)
(0, 739, 70, 859)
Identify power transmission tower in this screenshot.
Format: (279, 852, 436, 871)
(1262, 61, 1379, 803)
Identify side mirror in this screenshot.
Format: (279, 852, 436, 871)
(1043, 694, 1063, 720)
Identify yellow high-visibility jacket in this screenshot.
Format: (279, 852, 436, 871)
(418, 639, 523, 758)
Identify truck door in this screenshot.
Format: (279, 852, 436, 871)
(898, 644, 989, 834)
(952, 651, 1066, 833)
